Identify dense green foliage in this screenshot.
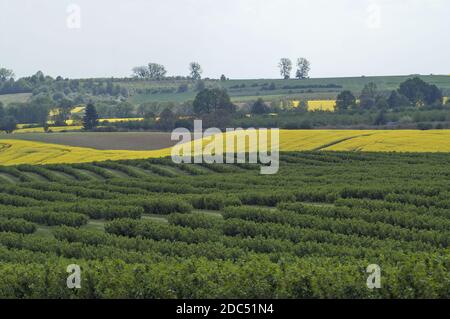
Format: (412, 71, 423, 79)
(0, 153, 449, 298)
(0, 152, 450, 298)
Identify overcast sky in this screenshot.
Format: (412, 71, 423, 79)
(0, 0, 449, 79)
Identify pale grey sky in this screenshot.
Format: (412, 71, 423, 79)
(0, 0, 449, 79)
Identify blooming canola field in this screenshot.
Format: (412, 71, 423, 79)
(1, 130, 450, 165)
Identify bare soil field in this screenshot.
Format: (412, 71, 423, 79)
(0, 132, 176, 150)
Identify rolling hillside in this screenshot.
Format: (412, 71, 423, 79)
(1, 130, 450, 165)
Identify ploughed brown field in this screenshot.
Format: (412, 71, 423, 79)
(0, 132, 177, 150)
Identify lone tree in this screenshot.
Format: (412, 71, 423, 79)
(193, 88, 235, 115)
(147, 63, 167, 80)
(0, 68, 15, 81)
(251, 98, 269, 114)
(278, 58, 292, 79)
(83, 103, 99, 130)
(193, 88, 235, 128)
(156, 108, 176, 131)
(189, 62, 203, 80)
(132, 63, 167, 80)
(335, 90, 356, 112)
(296, 58, 311, 79)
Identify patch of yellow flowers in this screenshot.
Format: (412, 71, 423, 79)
(13, 126, 83, 134)
(292, 100, 336, 112)
(0, 139, 171, 165)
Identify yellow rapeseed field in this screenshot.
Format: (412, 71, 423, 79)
(291, 100, 336, 112)
(307, 100, 336, 112)
(99, 118, 144, 123)
(1, 130, 450, 165)
(13, 126, 83, 134)
(0, 139, 171, 165)
(71, 106, 86, 114)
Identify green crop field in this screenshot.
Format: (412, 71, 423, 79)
(0, 152, 449, 298)
(0, 93, 32, 105)
(126, 75, 450, 104)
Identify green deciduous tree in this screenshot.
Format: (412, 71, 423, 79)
(193, 88, 235, 128)
(147, 63, 167, 80)
(295, 58, 311, 79)
(156, 108, 176, 131)
(399, 77, 443, 106)
(374, 110, 387, 126)
(278, 58, 292, 79)
(193, 88, 235, 115)
(251, 98, 269, 114)
(359, 83, 378, 110)
(190, 62, 203, 80)
(132, 63, 167, 80)
(387, 90, 410, 109)
(335, 90, 356, 112)
(113, 102, 135, 118)
(132, 66, 149, 79)
(0, 68, 15, 81)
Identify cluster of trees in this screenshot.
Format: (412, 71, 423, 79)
(132, 63, 167, 80)
(192, 88, 236, 127)
(0, 97, 53, 133)
(278, 57, 311, 79)
(336, 77, 444, 112)
(0, 67, 135, 132)
(98, 87, 237, 132)
(0, 68, 129, 98)
(132, 62, 203, 80)
(0, 67, 31, 94)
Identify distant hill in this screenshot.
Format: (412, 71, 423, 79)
(123, 74, 450, 104)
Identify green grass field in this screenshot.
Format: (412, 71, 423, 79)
(127, 75, 450, 104)
(2, 75, 449, 106)
(0, 93, 32, 105)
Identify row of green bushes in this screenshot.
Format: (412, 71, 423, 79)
(0, 256, 449, 298)
(0, 207, 87, 226)
(0, 217, 36, 234)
